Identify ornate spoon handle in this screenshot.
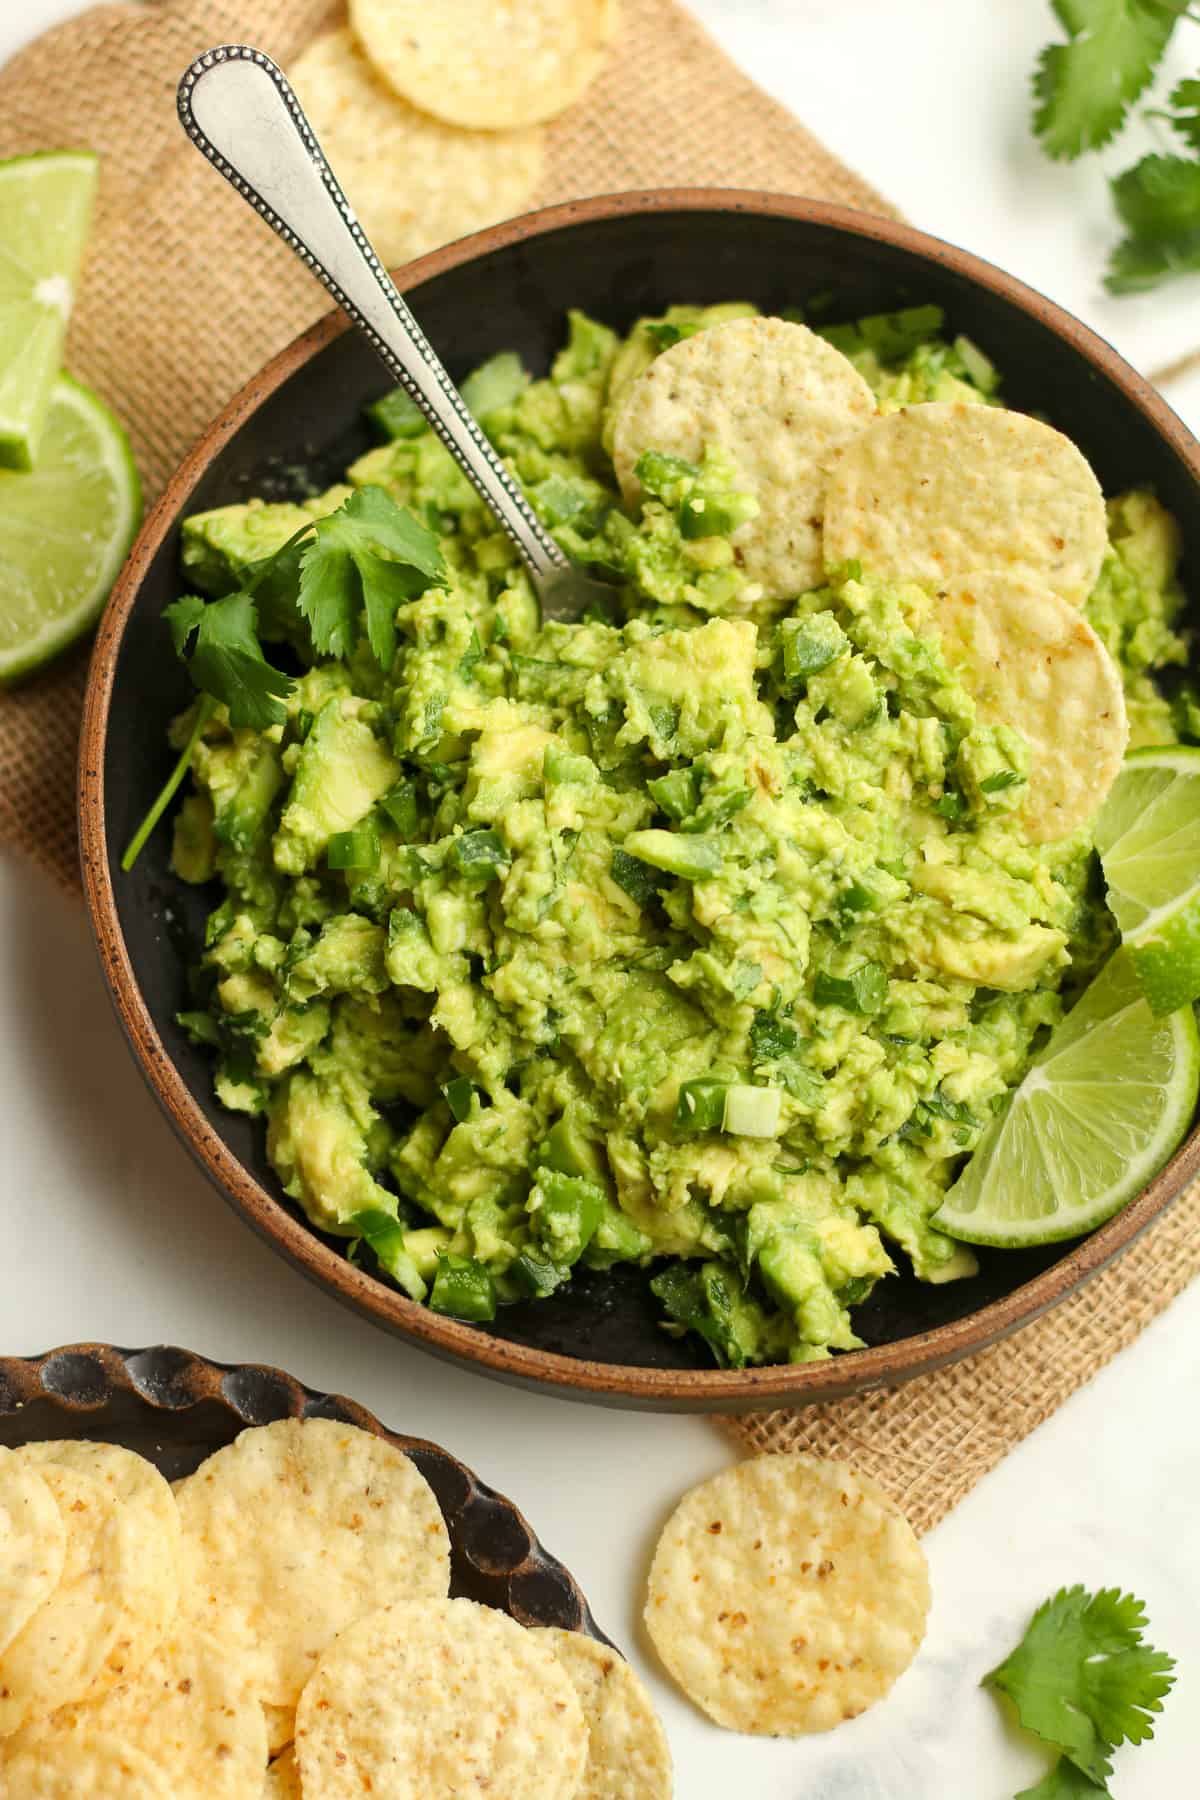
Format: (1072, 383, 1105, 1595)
(177, 44, 567, 585)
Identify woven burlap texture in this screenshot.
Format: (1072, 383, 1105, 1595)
(1, 0, 1195, 1528)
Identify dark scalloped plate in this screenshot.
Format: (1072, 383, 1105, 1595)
(0, 1343, 609, 1640)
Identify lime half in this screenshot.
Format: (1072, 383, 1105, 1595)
(932, 951, 1199, 1247)
(0, 152, 98, 470)
(1094, 745, 1200, 1016)
(0, 373, 141, 683)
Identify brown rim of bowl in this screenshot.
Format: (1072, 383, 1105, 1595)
(79, 188, 1200, 1408)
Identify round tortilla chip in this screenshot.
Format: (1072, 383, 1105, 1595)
(611, 316, 877, 600)
(173, 1417, 450, 1709)
(933, 571, 1128, 842)
(291, 29, 544, 270)
(0, 1463, 172, 1735)
(822, 401, 1108, 607)
(2, 1626, 268, 1799)
(295, 1598, 588, 1799)
(643, 1454, 930, 1736)
(263, 1744, 302, 1798)
(0, 1730, 172, 1798)
(536, 1628, 672, 1799)
(0, 1450, 65, 1659)
(348, 0, 616, 130)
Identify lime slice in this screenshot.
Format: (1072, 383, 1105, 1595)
(0, 373, 141, 683)
(1094, 745, 1200, 1016)
(0, 151, 98, 470)
(932, 950, 1199, 1247)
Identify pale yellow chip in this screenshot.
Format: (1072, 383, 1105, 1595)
(611, 316, 877, 600)
(0, 1462, 174, 1736)
(262, 1701, 295, 1757)
(822, 401, 1109, 606)
(174, 1417, 450, 1709)
(349, 0, 617, 129)
(2, 1625, 268, 1798)
(263, 1744, 302, 1798)
(536, 1628, 673, 1799)
(291, 29, 544, 270)
(18, 1440, 181, 1595)
(933, 570, 1128, 842)
(295, 1598, 588, 1799)
(0, 1729, 172, 1798)
(0, 1449, 65, 1659)
(643, 1454, 930, 1736)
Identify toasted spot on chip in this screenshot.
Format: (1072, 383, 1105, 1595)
(291, 29, 544, 269)
(643, 1455, 929, 1736)
(295, 1597, 588, 1799)
(536, 1627, 672, 1798)
(173, 1417, 449, 1710)
(0, 1729, 171, 1797)
(3, 1626, 268, 1798)
(348, 0, 617, 129)
(0, 1449, 65, 1659)
(823, 401, 1108, 606)
(0, 1463, 174, 1734)
(263, 1743, 302, 1798)
(612, 317, 877, 599)
(935, 571, 1128, 841)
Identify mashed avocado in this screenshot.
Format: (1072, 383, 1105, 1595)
(169, 304, 1189, 1367)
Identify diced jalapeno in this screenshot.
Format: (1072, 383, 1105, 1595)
(345, 1209, 427, 1303)
(378, 779, 419, 837)
(647, 767, 700, 822)
(675, 1078, 729, 1133)
(508, 1250, 565, 1299)
(327, 819, 380, 872)
(780, 613, 848, 686)
(428, 1254, 496, 1323)
(450, 828, 510, 886)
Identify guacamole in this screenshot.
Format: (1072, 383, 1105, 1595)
(167, 303, 1189, 1367)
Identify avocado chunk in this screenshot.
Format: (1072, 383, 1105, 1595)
(274, 697, 400, 874)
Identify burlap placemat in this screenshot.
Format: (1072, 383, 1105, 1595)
(1, 0, 1196, 1530)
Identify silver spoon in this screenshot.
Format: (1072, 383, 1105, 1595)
(177, 45, 614, 623)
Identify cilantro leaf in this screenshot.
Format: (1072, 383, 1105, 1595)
(163, 593, 205, 656)
(1105, 152, 1200, 290)
(165, 589, 293, 731)
(1033, 1, 1184, 160)
(1016, 1761, 1109, 1800)
(1165, 72, 1200, 148)
(298, 485, 445, 667)
(984, 1586, 1176, 1787)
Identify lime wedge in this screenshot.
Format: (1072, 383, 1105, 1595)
(1094, 745, 1200, 1016)
(932, 950, 1199, 1247)
(0, 151, 98, 470)
(0, 373, 141, 683)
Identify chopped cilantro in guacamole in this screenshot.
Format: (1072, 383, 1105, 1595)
(163, 303, 1189, 1366)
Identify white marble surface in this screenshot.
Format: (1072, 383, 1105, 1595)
(2, 2, 1198, 1793)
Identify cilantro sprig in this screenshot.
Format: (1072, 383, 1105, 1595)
(122, 485, 445, 872)
(985, 1585, 1176, 1797)
(1031, 1, 1200, 291)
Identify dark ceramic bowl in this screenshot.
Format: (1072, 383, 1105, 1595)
(79, 191, 1200, 1411)
(0, 1342, 606, 1636)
